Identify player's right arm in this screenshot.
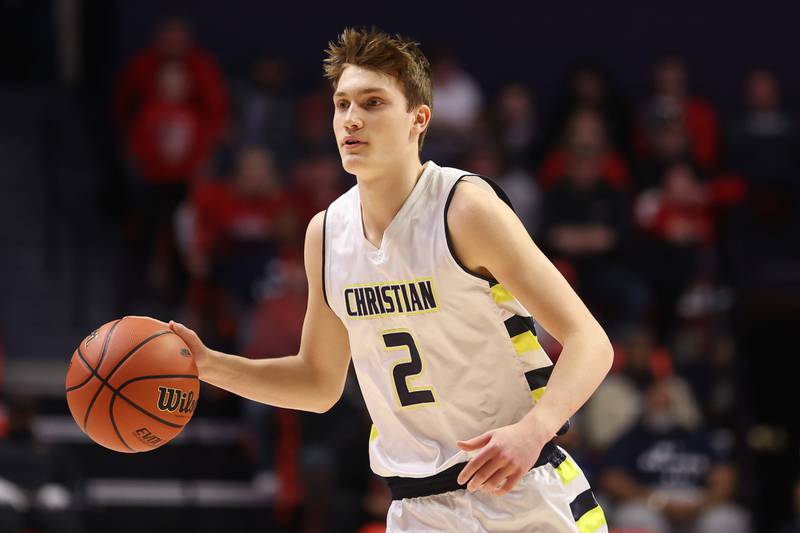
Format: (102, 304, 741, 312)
(170, 211, 352, 413)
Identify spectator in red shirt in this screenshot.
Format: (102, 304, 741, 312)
(637, 54, 720, 170)
(538, 108, 631, 191)
(635, 161, 716, 335)
(636, 162, 715, 247)
(190, 146, 301, 306)
(114, 17, 228, 142)
(125, 59, 214, 298)
(128, 60, 211, 184)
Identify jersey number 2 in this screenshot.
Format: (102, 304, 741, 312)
(382, 331, 435, 407)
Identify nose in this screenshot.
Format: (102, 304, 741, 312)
(343, 105, 363, 131)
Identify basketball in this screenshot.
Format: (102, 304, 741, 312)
(65, 316, 199, 453)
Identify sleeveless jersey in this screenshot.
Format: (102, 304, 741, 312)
(323, 161, 556, 478)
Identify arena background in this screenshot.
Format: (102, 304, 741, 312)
(0, 1, 798, 532)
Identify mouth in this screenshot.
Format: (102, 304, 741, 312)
(342, 136, 366, 150)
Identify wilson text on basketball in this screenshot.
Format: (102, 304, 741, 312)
(156, 386, 197, 415)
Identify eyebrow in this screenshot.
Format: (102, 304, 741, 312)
(333, 87, 388, 98)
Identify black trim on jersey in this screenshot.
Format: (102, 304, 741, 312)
(321, 209, 331, 309)
(524, 365, 554, 391)
(443, 174, 515, 284)
(504, 314, 537, 339)
(477, 174, 516, 212)
(384, 440, 562, 500)
(569, 489, 600, 522)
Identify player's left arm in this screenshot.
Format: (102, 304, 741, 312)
(450, 181, 614, 495)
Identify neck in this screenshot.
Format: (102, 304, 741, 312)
(357, 157, 426, 248)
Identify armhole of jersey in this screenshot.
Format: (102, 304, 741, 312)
(322, 209, 331, 309)
(443, 173, 516, 284)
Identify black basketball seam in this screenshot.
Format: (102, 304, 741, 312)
(66, 352, 97, 392)
(81, 327, 175, 432)
(96, 320, 123, 371)
(117, 374, 198, 390)
(108, 392, 135, 452)
(81, 319, 124, 431)
(66, 357, 96, 392)
(104, 331, 175, 384)
(74, 345, 191, 430)
(71, 319, 123, 392)
(113, 374, 199, 431)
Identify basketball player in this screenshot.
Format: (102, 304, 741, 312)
(171, 28, 612, 532)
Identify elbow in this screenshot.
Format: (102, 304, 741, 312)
(598, 332, 614, 377)
(306, 380, 345, 414)
(588, 325, 614, 378)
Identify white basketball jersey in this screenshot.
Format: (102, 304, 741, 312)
(323, 161, 556, 478)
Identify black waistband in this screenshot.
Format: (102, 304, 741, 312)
(384, 440, 565, 501)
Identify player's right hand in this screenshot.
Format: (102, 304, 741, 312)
(169, 321, 212, 379)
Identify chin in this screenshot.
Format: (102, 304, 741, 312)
(341, 154, 368, 175)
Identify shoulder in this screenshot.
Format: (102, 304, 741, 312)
(445, 178, 525, 278)
(305, 210, 326, 245)
(446, 178, 512, 236)
(303, 211, 326, 286)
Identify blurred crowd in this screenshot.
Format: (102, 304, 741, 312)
(4, 16, 798, 533)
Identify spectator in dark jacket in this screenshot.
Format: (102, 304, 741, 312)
(727, 68, 799, 231)
(601, 380, 751, 533)
(540, 114, 647, 337)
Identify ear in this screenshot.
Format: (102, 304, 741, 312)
(412, 104, 432, 137)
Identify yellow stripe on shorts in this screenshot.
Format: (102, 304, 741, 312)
(576, 506, 606, 533)
(570, 490, 606, 533)
(554, 456, 579, 485)
(369, 424, 379, 443)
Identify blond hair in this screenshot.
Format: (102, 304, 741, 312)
(323, 27, 433, 150)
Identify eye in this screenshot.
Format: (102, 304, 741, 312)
(367, 98, 383, 107)
(336, 100, 349, 110)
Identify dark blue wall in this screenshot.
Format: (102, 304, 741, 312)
(115, 0, 800, 114)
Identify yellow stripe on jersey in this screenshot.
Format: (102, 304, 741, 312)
(369, 424, 379, 443)
(576, 506, 606, 533)
(511, 331, 541, 353)
(530, 387, 546, 402)
(490, 283, 515, 303)
(504, 315, 541, 355)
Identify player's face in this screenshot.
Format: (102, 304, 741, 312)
(332, 65, 419, 176)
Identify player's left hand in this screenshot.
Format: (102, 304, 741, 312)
(456, 422, 549, 495)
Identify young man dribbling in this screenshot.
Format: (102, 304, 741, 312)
(171, 28, 613, 532)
